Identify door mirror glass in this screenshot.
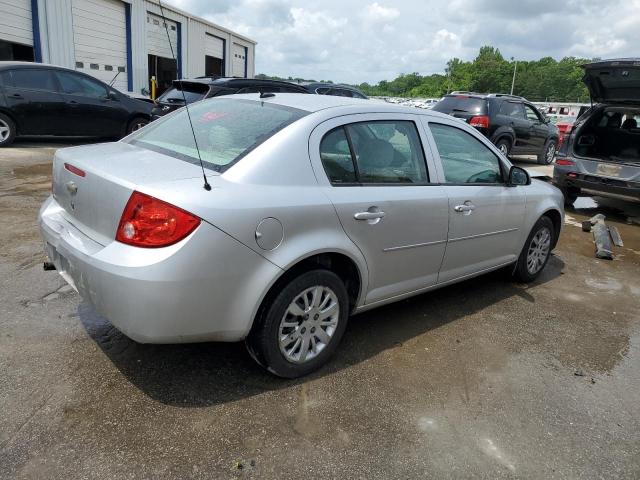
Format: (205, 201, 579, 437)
(508, 166, 530, 186)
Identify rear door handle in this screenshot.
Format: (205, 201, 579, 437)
(354, 211, 386, 220)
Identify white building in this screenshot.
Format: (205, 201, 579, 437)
(0, 0, 256, 95)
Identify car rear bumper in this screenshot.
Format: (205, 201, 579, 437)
(553, 157, 640, 200)
(38, 196, 281, 343)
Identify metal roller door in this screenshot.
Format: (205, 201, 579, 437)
(205, 34, 223, 61)
(146, 12, 178, 59)
(0, 0, 32, 46)
(231, 43, 246, 78)
(72, 0, 128, 92)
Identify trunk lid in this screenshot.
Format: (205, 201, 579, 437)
(582, 59, 640, 104)
(52, 142, 208, 245)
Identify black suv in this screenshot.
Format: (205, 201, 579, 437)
(300, 82, 368, 99)
(432, 93, 559, 164)
(0, 62, 153, 147)
(150, 77, 309, 119)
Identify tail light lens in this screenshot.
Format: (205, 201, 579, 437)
(555, 158, 575, 166)
(116, 191, 200, 248)
(469, 115, 490, 129)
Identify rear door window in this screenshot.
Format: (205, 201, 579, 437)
(499, 101, 525, 118)
(9, 69, 58, 91)
(320, 121, 429, 185)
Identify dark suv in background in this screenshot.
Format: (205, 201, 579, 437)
(0, 62, 153, 147)
(150, 77, 309, 119)
(432, 92, 559, 164)
(299, 82, 368, 99)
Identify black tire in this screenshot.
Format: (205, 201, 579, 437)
(538, 139, 556, 165)
(126, 116, 149, 135)
(513, 216, 554, 283)
(246, 269, 349, 378)
(0, 112, 17, 147)
(495, 138, 511, 157)
(560, 186, 580, 206)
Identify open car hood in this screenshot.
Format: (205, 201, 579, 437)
(582, 59, 640, 104)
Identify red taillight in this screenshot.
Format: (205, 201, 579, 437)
(115, 191, 200, 248)
(555, 158, 575, 166)
(64, 163, 86, 177)
(469, 115, 490, 129)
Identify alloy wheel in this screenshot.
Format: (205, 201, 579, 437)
(131, 121, 147, 132)
(278, 285, 340, 364)
(0, 119, 10, 141)
(545, 143, 556, 164)
(498, 143, 508, 155)
(526, 227, 551, 275)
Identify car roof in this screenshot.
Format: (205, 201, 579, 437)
(0, 61, 74, 71)
(186, 77, 306, 88)
(302, 82, 361, 91)
(224, 92, 453, 118)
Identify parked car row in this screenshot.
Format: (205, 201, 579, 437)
(0, 61, 369, 146)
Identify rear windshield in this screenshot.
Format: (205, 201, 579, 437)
(128, 98, 308, 172)
(158, 83, 209, 104)
(432, 96, 487, 114)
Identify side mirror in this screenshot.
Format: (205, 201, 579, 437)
(508, 165, 530, 186)
(106, 90, 119, 101)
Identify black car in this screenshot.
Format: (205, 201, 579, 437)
(0, 62, 153, 147)
(300, 82, 368, 99)
(553, 58, 640, 204)
(150, 77, 309, 119)
(432, 93, 559, 164)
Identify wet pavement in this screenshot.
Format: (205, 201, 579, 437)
(1, 144, 639, 479)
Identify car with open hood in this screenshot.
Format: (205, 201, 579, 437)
(554, 58, 640, 203)
(39, 93, 563, 378)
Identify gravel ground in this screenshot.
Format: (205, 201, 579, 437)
(1, 141, 639, 479)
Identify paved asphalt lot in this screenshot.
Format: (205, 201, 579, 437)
(1, 141, 639, 479)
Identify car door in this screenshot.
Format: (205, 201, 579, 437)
(424, 120, 526, 284)
(500, 101, 531, 152)
(53, 70, 129, 137)
(3, 68, 66, 135)
(309, 113, 449, 304)
(524, 103, 548, 150)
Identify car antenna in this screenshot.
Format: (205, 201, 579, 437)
(108, 69, 120, 87)
(158, 0, 211, 191)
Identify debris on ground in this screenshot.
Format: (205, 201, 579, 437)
(592, 216, 614, 260)
(609, 226, 624, 247)
(574, 369, 585, 377)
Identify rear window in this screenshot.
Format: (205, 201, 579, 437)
(158, 83, 209, 104)
(129, 98, 308, 172)
(432, 96, 487, 114)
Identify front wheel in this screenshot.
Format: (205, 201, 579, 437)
(513, 216, 554, 282)
(246, 270, 349, 378)
(0, 113, 17, 147)
(538, 139, 556, 165)
(126, 116, 149, 135)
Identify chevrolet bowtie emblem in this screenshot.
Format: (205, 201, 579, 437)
(65, 181, 78, 195)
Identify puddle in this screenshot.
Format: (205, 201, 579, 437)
(12, 163, 52, 178)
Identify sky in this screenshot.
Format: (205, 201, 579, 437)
(166, 0, 640, 84)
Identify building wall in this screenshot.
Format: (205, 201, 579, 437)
(25, 0, 255, 95)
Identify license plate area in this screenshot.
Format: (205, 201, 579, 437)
(596, 163, 622, 177)
(45, 242, 79, 293)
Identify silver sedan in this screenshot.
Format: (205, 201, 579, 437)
(39, 94, 564, 377)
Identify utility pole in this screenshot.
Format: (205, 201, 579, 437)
(510, 57, 517, 95)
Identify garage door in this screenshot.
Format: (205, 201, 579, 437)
(205, 34, 223, 61)
(72, 0, 128, 92)
(0, 0, 33, 46)
(231, 43, 246, 78)
(146, 12, 178, 59)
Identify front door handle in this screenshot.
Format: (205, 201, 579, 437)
(454, 202, 476, 214)
(354, 211, 386, 221)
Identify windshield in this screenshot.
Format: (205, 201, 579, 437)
(158, 83, 209, 104)
(128, 98, 308, 172)
(432, 96, 487, 114)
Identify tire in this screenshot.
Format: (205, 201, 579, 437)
(495, 138, 511, 157)
(538, 139, 556, 165)
(0, 113, 17, 147)
(513, 216, 554, 283)
(246, 269, 349, 378)
(127, 116, 148, 135)
(560, 186, 580, 206)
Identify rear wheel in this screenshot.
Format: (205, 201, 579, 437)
(538, 139, 556, 165)
(495, 138, 511, 157)
(560, 186, 580, 205)
(513, 216, 554, 282)
(246, 270, 349, 378)
(127, 116, 148, 135)
(0, 113, 17, 147)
